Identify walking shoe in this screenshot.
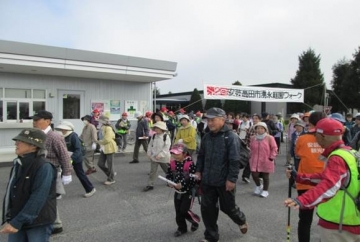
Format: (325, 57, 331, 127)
(143, 186, 154, 192)
(52, 227, 63, 234)
(85, 168, 96, 175)
(173, 230, 187, 237)
(239, 223, 248, 234)
(260, 190, 269, 198)
(242, 177, 250, 183)
(253, 185, 263, 195)
(56, 194, 62, 200)
(191, 222, 199, 232)
(104, 180, 116, 185)
(84, 188, 96, 198)
(129, 160, 139, 164)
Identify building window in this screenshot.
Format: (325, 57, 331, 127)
(63, 94, 80, 119)
(5, 88, 31, 98)
(0, 88, 46, 122)
(33, 89, 46, 99)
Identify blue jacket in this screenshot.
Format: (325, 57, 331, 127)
(196, 125, 241, 187)
(65, 132, 83, 163)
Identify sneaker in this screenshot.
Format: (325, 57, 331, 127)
(174, 230, 187, 237)
(239, 223, 248, 234)
(253, 185, 263, 195)
(191, 222, 199, 232)
(260, 190, 269, 198)
(56, 194, 62, 200)
(129, 160, 139, 164)
(143, 186, 154, 192)
(104, 180, 116, 185)
(84, 188, 96, 198)
(242, 177, 250, 183)
(52, 227, 63, 234)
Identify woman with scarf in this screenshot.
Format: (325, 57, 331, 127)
(249, 122, 278, 198)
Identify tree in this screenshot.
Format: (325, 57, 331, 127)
(340, 47, 360, 112)
(186, 88, 203, 113)
(289, 48, 325, 113)
(329, 58, 350, 113)
(204, 99, 222, 111)
(222, 81, 250, 114)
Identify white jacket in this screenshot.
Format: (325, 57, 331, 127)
(147, 133, 171, 163)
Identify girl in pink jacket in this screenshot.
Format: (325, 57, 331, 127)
(249, 122, 278, 198)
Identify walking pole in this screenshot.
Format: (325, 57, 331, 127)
(286, 166, 293, 242)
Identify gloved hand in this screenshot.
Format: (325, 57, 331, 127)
(91, 142, 97, 150)
(62, 175, 72, 185)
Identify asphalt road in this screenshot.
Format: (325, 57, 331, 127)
(0, 145, 320, 242)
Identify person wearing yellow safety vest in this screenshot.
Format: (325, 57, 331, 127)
(284, 118, 360, 241)
(115, 112, 131, 152)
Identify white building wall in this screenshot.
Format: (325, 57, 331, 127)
(0, 72, 151, 148)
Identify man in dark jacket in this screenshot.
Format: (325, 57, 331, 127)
(1, 128, 56, 241)
(195, 107, 248, 242)
(261, 112, 278, 136)
(130, 112, 149, 163)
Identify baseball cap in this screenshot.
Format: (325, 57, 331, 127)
(206, 107, 226, 119)
(160, 107, 168, 112)
(31, 110, 53, 121)
(315, 118, 344, 136)
(170, 143, 188, 155)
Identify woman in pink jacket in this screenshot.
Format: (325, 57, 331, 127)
(249, 122, 278, 198)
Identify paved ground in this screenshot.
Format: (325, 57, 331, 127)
(0, 144, 320, 242)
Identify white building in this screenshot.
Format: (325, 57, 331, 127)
(0, 40, 177, 161)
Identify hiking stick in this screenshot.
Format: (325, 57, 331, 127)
(286, 169, 293, 242)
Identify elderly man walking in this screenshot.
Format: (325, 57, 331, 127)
(31, 110, 72, 234)
(129, 112, 149, 164)
(195, 107, 248, 242)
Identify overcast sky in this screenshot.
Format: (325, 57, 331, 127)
(1, 1, 359, 94)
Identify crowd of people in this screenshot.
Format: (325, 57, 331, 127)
(1, 107, 360, 242)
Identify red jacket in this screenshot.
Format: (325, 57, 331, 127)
(295, 140, 360, 235)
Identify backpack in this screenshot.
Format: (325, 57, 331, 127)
(68, 133, 86, 156)
(151, 133, 167, 143)
(166, 119, 176, 131)
(223, 130, 249, 169)
(341, 149, 360, 212)
(170, 159, 202, 203)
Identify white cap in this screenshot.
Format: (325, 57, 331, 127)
(134, 112, 143, 118)
(55, 121, 74, 131)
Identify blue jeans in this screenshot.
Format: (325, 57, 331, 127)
(8, 224, 53, 242)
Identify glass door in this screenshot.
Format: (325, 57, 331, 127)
(58, 90, 85, 134)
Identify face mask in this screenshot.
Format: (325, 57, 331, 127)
(83, 120, 89, 125)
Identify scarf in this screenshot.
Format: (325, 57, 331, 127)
(256, 133, 266, 140)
